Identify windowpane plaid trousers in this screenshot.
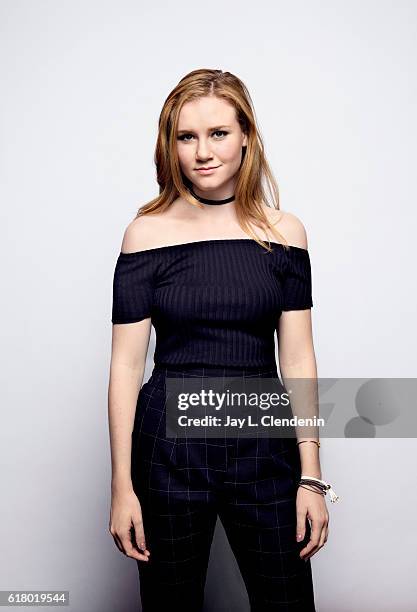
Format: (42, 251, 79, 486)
(131, 364, 316, 612)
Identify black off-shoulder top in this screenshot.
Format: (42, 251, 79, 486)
(111, 239, 313, 368)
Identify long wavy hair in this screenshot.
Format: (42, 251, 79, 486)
(135, 69, 289, 252)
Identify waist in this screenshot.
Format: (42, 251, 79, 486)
(151, 363, 279, 380)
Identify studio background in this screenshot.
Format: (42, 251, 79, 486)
(1, 1, 416, 611)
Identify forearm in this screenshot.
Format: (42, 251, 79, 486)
(108, 360, 145, 492)
(279, 353, 321, 479)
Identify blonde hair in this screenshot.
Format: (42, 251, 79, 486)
(135, 68, 289, 252)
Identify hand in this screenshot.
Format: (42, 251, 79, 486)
(109, 486, 151, 562)
(296, 486, 329, 561)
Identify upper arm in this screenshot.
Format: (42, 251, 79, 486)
(277, 310, 313, 368)
(111, 319, 151, 372)
(110, 216, 158, 369)
(275, 213, 314, 367)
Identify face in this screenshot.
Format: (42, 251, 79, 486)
(176, 95, 248, 199)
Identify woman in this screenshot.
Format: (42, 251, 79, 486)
(108, 69, 335, 611)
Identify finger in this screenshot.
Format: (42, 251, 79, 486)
(319, 512, 329, 547)
(300, 517, 322, 559)
(131, 520, 145, 549)
(302, 513, 329, 560)
(296, 509, 307, 543)
(304, 524, 326, 561)
(109, 521, 127, 555)
(317, 519, 329, 549)
(121, 532, 150, 562)
(123, 537, 149, 561)
(132, 521, 150, 556)
(113, 533, 126, 555)
(324, 513, 330, 543)
(321, 522, 329, 546)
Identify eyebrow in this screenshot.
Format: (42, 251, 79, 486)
(177, 125, 231, 134)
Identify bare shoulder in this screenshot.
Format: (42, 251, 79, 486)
(120, 213, 166, 253)
(263, 206, 309, 250)
(120, 208, 183, 253)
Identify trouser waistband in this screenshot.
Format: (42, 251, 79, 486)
(151, 363, 279, 378)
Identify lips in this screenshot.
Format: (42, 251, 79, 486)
(195, 166, 221, 175)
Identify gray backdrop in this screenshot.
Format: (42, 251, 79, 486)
(1, 1, 416, 610)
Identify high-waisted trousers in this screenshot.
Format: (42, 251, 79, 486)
(131, 364, 316, 612)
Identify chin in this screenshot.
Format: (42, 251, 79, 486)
(196, 180, 222, 190)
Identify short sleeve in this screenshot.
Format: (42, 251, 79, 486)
(111, 251, 157, 324)
(281, 247, 313, 311)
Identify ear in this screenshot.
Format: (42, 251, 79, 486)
(242, 133, 248, 147)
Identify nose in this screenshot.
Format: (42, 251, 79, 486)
(196, 137, 213, 162)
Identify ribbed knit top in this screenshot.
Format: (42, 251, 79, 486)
(111, 239, 313, 368)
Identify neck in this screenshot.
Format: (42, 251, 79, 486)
(187, 184, 235, 206)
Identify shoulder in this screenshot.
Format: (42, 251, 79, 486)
(263, 206, 309, 250)
(120, 212, 172, 254)
(120, 199, 197, 253)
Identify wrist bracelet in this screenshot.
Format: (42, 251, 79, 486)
(297, 440, 320, 448)
(299, 475, 340, 503)
(298, 484, 325, 497)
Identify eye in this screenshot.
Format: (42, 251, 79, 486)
(177, 133, 194, 142)
(177, 130, 229, 142)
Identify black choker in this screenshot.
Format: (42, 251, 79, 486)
(187, 185, 235, 205)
